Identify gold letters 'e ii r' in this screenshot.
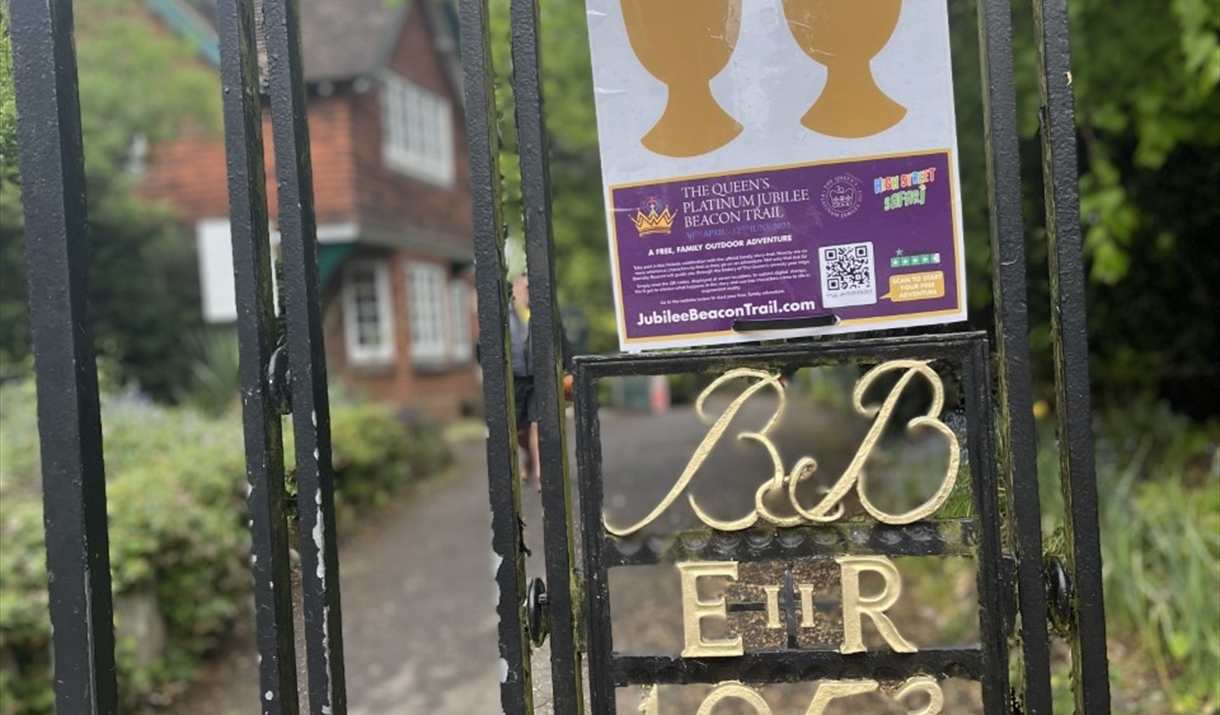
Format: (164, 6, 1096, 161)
(677, 557, 916, 657)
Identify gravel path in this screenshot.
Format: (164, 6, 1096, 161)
(166, 442, 510, 714)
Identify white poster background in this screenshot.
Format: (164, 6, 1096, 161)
(585, 0, 969, 351)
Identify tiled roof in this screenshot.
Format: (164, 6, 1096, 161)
(153, 0, 454, 84)
(293, 0, 401, 82)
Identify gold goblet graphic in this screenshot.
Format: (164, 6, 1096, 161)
(782, 0, 908, 138)
(621, 0, 743, 158)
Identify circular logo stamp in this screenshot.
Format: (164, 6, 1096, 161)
(821, 174, 864, 219)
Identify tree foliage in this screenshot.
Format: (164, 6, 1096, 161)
(2, 11, 24, 357)
(488, 0, 617, 352)
(1051, 0, 1219, 284)
(1011, 0, 1219, 406)
(0, 0, 222, 399)
(484, 0, 1218, 410)
(0, 12, 15, 186)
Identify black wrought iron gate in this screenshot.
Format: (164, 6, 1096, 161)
(9, 0, 341, 712)
(7, 0, 1110, 714)
(459, 0, 1112, 713)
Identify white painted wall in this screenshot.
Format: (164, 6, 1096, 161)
(196, 218, 236, 323)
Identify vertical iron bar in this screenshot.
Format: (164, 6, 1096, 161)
(975, 1, 1055, 712)
(261, 0, 348, 713)
(8, 1, 119, 712)
(574, 367, 613, 715)
(458, 0, 535, 712)
(1029, 1, 1111, 711)
(216, 0, 301, 712)
(968, 339, 1014, 715)
(509, 1, 585, 713)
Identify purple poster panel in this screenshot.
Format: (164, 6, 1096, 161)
(610, 151, 965, 349)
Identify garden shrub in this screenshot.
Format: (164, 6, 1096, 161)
(0, 378, 449, 714)
(288, 399, 451, 530)
(1, 381, 252, 714)
(1038, 401, 1219, 714)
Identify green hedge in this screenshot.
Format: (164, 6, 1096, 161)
(0, 379, 449, 714)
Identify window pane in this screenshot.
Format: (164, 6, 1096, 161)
(344, 262, 393, 364)
(407, 262, 448, 363)
(381, 74, 454, 184)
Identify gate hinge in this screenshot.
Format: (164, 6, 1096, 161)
(527, 577, 549, 647)
(1043, 554, 1073, 635)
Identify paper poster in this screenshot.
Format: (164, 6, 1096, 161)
(585, 0, 968, 351)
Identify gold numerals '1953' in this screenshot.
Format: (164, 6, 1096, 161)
(638, 677, 944, 715)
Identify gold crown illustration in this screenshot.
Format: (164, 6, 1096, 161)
(632, 199, 676, 236)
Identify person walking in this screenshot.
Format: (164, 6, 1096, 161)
(507, 273, 574, 490)
(508, 274, 541, 488)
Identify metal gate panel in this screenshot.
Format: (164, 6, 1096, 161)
(452, 0, 1114, 712)
(976, 0, 1055, 711)
(457, 0, 540, 712)
(458, 0, 590, 712)
(7, 0, 1115, 711)
(510, 0, 587, 712)
(215, 1, 302, 710)
(573, 334, 1010, 714)
(1030, 1, 1112, 711)
(9, 0, 350, 712)
(263, 0, 349, 711)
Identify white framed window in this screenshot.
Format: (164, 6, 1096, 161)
(448, 280, 472, 362)
(381, 73, 455, 186)
(342, 260, 395, 366)
(406, 262, 447, 364)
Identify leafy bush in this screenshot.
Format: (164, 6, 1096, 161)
(289, 400, 452, 531)
(0, 380, 249, 714)
(177, 327, 241, 416)
(1037, 402, 1220, 714)
(0, 378, 449, 714)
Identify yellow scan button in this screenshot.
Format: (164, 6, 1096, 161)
(882, 271, 945, 302)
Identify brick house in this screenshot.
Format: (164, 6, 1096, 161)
(140, 0, 481, 419)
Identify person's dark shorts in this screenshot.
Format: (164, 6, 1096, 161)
(514, 375, 537, 428)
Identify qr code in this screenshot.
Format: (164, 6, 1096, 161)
(819, 241, 877, 308)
